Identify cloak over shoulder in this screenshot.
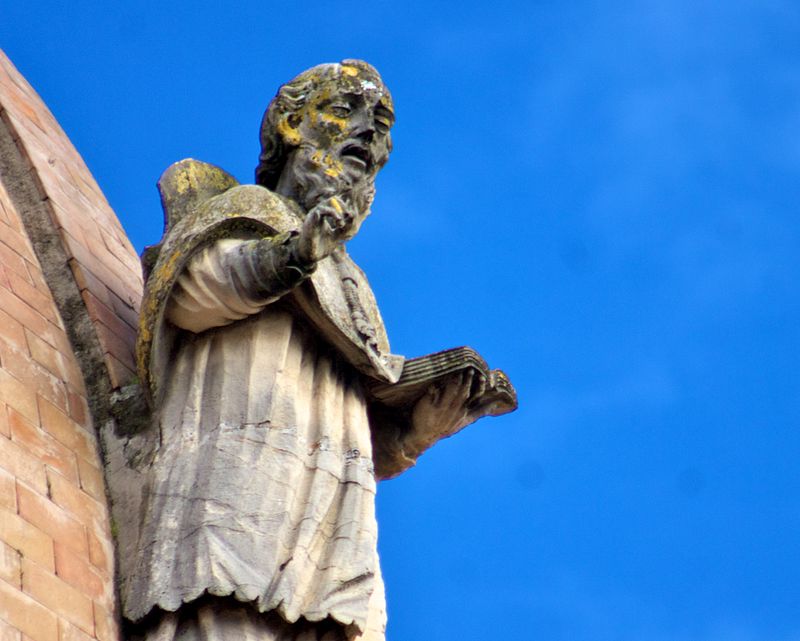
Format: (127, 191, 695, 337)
(136, 159, 403, 407)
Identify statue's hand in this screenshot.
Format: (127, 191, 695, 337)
(296, 196, 359, 264)
(406, 370, 487, 457)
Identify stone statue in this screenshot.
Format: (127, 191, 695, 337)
(120, 60, 516, 641)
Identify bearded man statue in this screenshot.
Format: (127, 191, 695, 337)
(120, 60, 514, 641)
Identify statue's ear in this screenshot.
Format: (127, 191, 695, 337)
(157, 159, 239, 230)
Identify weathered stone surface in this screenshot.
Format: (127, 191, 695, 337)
(116, 60, 517, 641)
(0, 50, 123, 641)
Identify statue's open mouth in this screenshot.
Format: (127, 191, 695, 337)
(341, 144, 372, 171)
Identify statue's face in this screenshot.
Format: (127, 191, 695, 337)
(278, 65, 395, 186)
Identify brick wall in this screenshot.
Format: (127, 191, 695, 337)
(0, 51, 143, 641)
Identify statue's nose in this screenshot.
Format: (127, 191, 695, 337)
(355, 126, 374, 143)
(348, 109, 375, 142)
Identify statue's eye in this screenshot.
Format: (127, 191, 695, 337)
(374, 117, 391, 135)
(330, 104, 351, 118)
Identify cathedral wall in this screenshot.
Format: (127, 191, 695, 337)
(0, 50, 142, 641)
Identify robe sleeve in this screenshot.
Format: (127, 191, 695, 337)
(166, 234, 314, 333)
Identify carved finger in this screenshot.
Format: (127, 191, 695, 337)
(319, 208, 342, 233)
(459, 370, 474, 403)
(439, 374, 460, 406)
(330, 197, 354, 225)
(439, 372, 468, 417)
(329, 196, 344, 215)
(470, 372, 487, 404)
(429, 383, 442, 406)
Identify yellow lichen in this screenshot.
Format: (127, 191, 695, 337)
(309, 150, 342, 178)
(277, 118, 302, 145)
(319, 113, 347, 130)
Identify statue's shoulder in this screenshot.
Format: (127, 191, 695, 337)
(158, 159, 239, 229)
(155, 159, 302, 247)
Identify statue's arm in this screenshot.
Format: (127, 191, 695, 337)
(165, 232, 315, 333)
(166, 191, 363, 333)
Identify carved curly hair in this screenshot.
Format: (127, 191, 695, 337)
(255, 59, 386, 189)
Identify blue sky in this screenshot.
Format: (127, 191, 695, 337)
(3, 1, 800, 639)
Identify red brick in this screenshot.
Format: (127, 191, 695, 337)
(22, 263, 49, 297)
(86, 528, 111, 576)
(0, 218, 36, 264)
(37, 397, 97, 463)
(7, 117, 53, 164)
(81, 290, 136, 352)
(75, 458, 105, 503)
(0, 263, 10, 290)
(0, 310, 29, 358)
(0, 434, 47, 495)
(0, 369, 38, 424)
(49, 203, 91, 251)
(0, 541, 21, 587)
(97, 323, 135, 374)
(4, 87, 42, 129)
(6, 270, 59, 325)
(0, 579, 58, 641)
(68, 260, 112, 309)
(108, 288, 140, 332)
(0, 506, 53, 570)
(49, 187, 94, 226)
(0, 211, 24, 241)
(0, 196, 16, 226)
(0, 466, 16, 512)
(0, 195, 24, 236)
(21, 559, 94, 635)
(0, 342, 67, 413)
(0, 405, 8, 439)
(19, 139, 59, 182)
(0, 242, 33, 286)
(99, 225, 139, 274)
(65, 390, 88, 428)
(75, 173, 104, 202)
(16, 482, 87, 558)
(103, 354, 136, 388)
(45, 470, 107, 534)
(25, 331, 83, 390)
(103, 352, 136, 390)
(62, 231, 127, 290)
(35, 327, 75, 375)
(56, 620, 93, 641)
(92, 603, 117, 641)
(0, 287, 52, 347)
(45, 170, 84, 205)
(6, 64, 39, 96)
(53, 541, 108, 602)
(0, 67, 26, 95)
(0, 618, 22, 641)
(9, 408, 78, 484)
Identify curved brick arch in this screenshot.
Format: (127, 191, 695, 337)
(0, 50, 143, 641)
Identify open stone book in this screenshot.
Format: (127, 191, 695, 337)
(368, 346, 518, 417)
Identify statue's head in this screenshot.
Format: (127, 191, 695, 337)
(256, 60, 394, 212)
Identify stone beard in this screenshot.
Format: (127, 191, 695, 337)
(280, 142, 377, 224)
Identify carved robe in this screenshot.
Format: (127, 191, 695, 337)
(123, 163, 405, 640)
